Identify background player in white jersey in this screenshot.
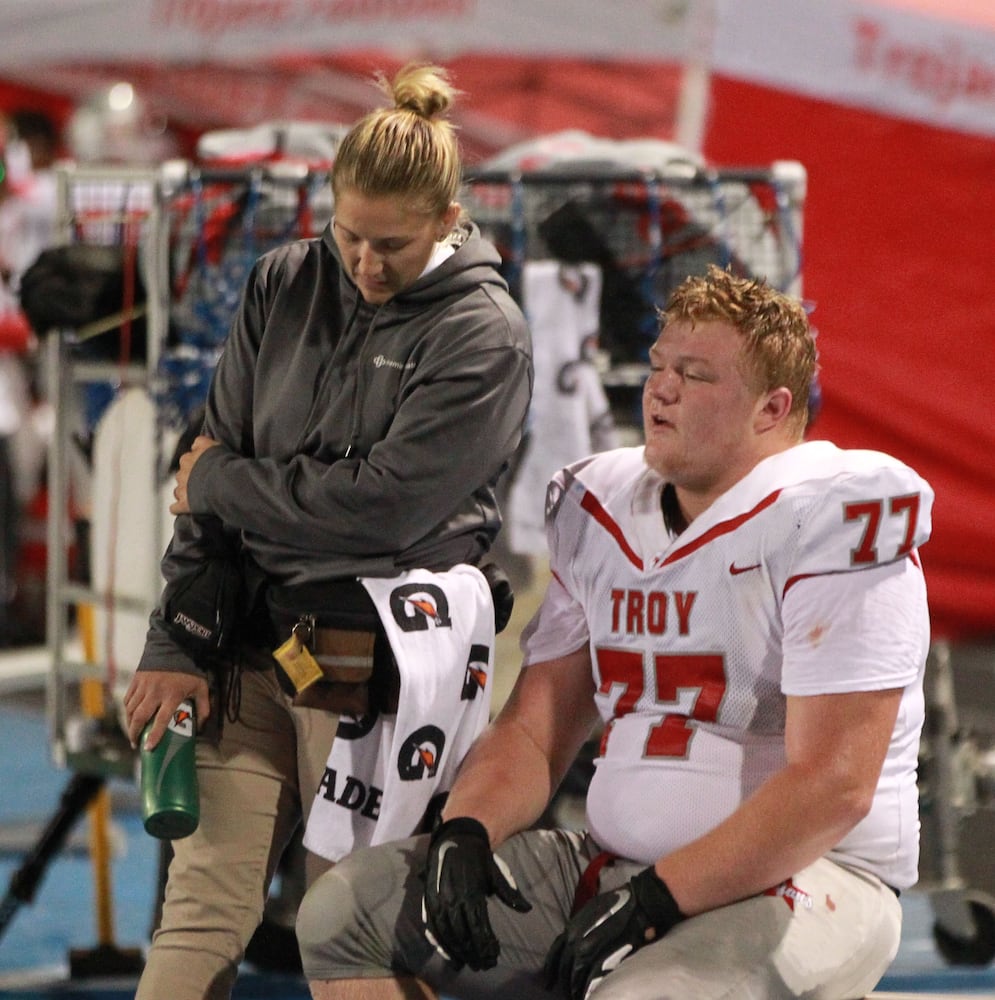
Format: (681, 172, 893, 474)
(296, 265, 934, 1000)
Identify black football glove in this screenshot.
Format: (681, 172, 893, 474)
(421, 816, 532, 971)
(543, 867, 685, 1000)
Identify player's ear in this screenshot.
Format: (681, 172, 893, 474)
(755, 386, 793, 433)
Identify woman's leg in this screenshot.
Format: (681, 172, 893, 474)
(136, 668, 312, 1000)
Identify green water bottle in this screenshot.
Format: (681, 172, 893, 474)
(140, 699, 199, 839)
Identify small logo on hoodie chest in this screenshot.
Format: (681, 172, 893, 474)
(372, 354, 416, 371)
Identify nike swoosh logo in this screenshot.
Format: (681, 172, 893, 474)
(435, 841, 458, 892)
(729, 562, 762, 575)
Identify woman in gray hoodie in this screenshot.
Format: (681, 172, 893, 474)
(124, 63, 533, 1000)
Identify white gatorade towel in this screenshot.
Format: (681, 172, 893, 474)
(303, 564, 495, 861)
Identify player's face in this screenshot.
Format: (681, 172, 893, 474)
(332, 188, 458, 305)
(643, 319, 768, 515)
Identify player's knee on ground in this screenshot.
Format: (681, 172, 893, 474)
(297, 841, 429, 979)
(296, 862, 368, 977)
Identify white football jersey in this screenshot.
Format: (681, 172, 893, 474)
(522, 440, 933, 889)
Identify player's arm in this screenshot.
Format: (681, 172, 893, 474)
(541, 682, 903, 1000)
(420, 476, 597, 973)
(442, 643, 599, 846)
(420, 645, 598, 972)
(654, 684, 902, 916)
(655, 557, 924, 914)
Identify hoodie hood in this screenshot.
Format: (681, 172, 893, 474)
(321, 219, 509, 317)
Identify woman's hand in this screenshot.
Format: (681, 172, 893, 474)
(170, 435, 220, 514)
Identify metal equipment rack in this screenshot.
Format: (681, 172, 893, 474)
(460, 159, 806, 433)
(4, 161, 336, 967)
(44, 164, 167, 773)
(43, 160, 335, 769)
(918, 640, 995, 965)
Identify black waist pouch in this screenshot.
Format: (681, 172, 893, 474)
(267, 579, 381, 633)
(266, 580, 399, 715)
(264, 565, 515, 715)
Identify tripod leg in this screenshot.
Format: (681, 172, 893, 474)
(0, 771, 104, 942)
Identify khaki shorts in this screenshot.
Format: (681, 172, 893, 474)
(297, 827, 902, 1000)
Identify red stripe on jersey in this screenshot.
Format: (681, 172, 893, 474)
(580, 490, 644, 570)
(658, 489, 782, 567)
(784, 550, 924, 598)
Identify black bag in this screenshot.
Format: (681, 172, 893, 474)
(19, 244, 148, 360)
(268, 566, 515, 635)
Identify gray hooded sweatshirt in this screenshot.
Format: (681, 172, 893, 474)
(139, 219, 533, 675)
